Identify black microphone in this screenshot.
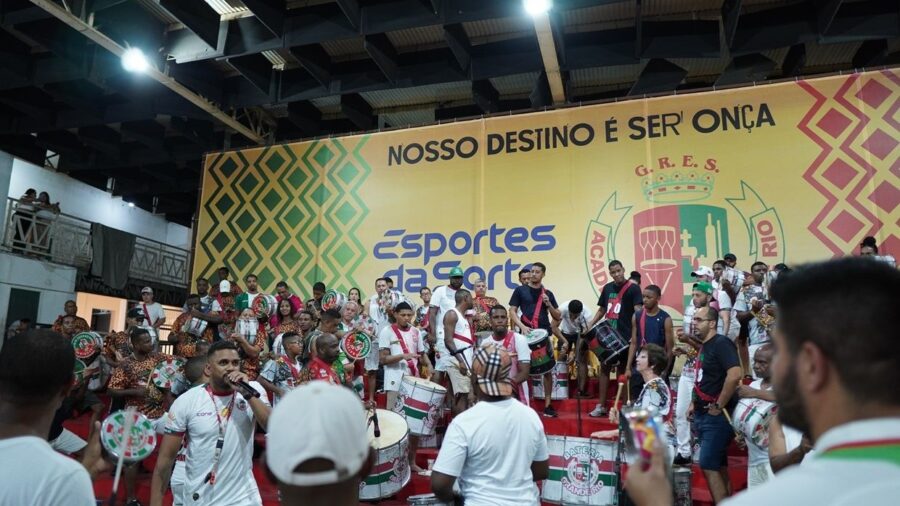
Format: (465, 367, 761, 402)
(230, 379, 261, 398)
(371, 409, 381, 438)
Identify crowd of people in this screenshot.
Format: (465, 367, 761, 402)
(10, 187, 62, 255)
(1, 237, 899, 506)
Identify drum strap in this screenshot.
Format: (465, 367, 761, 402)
(391, 324, 419, 377)
(692, 346, 719, 403)
(203, 385, 236, 486)
(475, 296, 492, 313)
(522, 286, 546, 328)
(142, 303, 156, 337)
(501, 332, 526, 403)
(606, 281, 634, 322)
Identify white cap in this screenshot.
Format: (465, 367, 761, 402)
(141, 286, 153, 294)
(266, 382, 370, 486)
(691, 266, 714, 279)
(219, 280, 231, 293)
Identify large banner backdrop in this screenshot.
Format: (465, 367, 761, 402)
(195, 69, 899, 319)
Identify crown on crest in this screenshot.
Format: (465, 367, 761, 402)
(641, 169, 715, 203)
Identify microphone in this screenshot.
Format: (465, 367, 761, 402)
(371, 409, 381, 438)
(230, 379, 261, 398)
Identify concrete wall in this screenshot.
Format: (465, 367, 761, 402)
(7, 157, 191, 248)
(0, 251, 77, 346)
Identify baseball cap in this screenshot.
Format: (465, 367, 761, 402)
(449, 266, 464, 278)
(473, 345, 513, 397)
(694, 281, 714, 295)
(691, 266, 714, 279)
(126, 307, 145, 319)
(141, 286, 153, 294)
(219, 280, 231, 293)
(266, 382, 370, 486)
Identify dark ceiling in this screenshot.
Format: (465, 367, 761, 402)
(0, 0, 897, 226)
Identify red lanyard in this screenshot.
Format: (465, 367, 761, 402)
(204, 385, 236, 485)
(391, 325, 418, 377)
(692, 344, 719, 403)
(607, 281, 633, 320)
(523, 286, 546, 328)
(281, 355, 301, 381)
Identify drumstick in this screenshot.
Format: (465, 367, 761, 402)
(108, 406, 137, 506)
(720, 406, 744, 443)
(612, 375, 625, 411)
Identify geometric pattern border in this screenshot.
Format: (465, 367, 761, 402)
(194, 135, 371, 294)
(798, 69, 900, 256)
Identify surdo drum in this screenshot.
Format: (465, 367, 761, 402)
(392, 376, 446, 437)
(360, 409, 411, 500)
(526, 329, 555, 376)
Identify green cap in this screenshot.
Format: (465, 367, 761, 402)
(694, 281, 714, 295)
(449, 266, 464, 277)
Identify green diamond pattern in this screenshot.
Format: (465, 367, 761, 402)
(261, 189, 281, 211)
(195, 136, 371, 294)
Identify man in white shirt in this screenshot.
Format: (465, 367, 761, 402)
(482, 305, 531, 403)
(552, 299, 593, 396)
(443, 288, 475, 415)
(671, 283, 711, 466)
(735, 261, 772, 377)
(431, 346, 549, 506)
(734, 344, 776, 487)
(266, 382, 374, 506)
(379, 301, 431, 472)
(150, 341, 272, 506)
(625, 258, 900, 506)
(140, 286, 167, 346)
(365, 277, 390, 404)
(258, 332, 303, 406)
(429, 267, 465, 386)
(0, 329, 96, 506)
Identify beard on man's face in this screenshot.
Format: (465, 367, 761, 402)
(775, 361, 812, 437)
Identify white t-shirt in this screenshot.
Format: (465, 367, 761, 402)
(164, 382, 270, 506)
(447, 308, 474, 368)
(433, 398, 548, 506)
(482, 332, 532, 402)
(557, 300, 594, 335)
(715, 290, 738, 339)
(379, 324, 426, 392)
(680, 304, 698, 378)
(259, 355, 303, 405)
(141, 301, 166, 342)
(0, 436, 95, 506)
(431, 285, 458, 354)
(734, 286, 771, 346)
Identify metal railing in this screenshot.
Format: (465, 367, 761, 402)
(1, 197, 191, 288)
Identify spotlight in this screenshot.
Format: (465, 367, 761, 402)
(523, 0, 551, 16)
(121, 47, 149, 73)
(127, 202, 135, 208)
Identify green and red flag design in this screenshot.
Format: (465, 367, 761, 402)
(364, 460, 398, 485)
(396, 395, 430, 420)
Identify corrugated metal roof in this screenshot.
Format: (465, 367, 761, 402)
(670, 58, 729, 78)
(360, 81, 473, 109)
(382, 109, 436, 128)
(386, 25, 446, 52)
(262, 49, 289, 70)
(135, 0, 180, 24)
(641, 0, 723, 17)
(805, 41, 864, 68)
(462, 17, 533, 45)
(206, 0, 248, 16)
(570, 64, 644, 86)
(490, 72, 541, 95)
(321, 38, 367, 60)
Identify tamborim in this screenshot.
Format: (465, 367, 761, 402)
(150, 357, 186, 390)
(341, 330, 373, 361)
(184, 317, 208, 337)
(542, 435, 617, 505)
(100, 410, 158, 463)
(587, 321, 628, 365)
(72, 331, 102, 360)
(251, 294, 278, 319)
(360, 409, 410, 500)
(526, 329, 555, 376)
(392, 376, 446, 437)
(322, 289, 347, 311)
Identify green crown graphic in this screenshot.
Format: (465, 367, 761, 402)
(641, 169, 715, 203)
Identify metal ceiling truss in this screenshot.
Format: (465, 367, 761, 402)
(0, 0, 895, 226)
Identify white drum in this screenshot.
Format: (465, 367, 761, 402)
(408, 493, 452, 505)
(360, 409, 411, 500)
(185, 317, 208, 337)
(237, 318, 258, 343)
(392, 376, 447, 437)
(732, 397, 775, 448)
(542, 435, 617, 505)
(532, 361, 569, 400)
(251, 294, 278, 318)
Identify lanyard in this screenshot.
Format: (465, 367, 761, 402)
(204, 385, 236, 486)
(607, 281, 633, 320)
(391, 325, 418, 377)
(522, 286, 546, 328)
(692, 344, 719, 403)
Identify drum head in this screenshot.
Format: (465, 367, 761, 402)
(72, 332, 100, 360)
(526, 329, 549, 347)
(100, 410, 157, 462)
(404, 375, 446, 393)
(341, 330, 372, 361)
(151, 357, 186, 389)
(368, 409, 409, 448)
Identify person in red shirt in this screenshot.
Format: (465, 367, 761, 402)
(51, 300, 90, 338)
(307, 333, 341, 385)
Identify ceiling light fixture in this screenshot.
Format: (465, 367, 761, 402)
(524, 0, 551, 17)
(121, 47, 149, 73)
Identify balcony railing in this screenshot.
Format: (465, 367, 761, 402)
(1, 197, 190, 288)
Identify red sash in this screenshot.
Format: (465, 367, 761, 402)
(142, 303, 153, 324)
(522, 286, 546, 328)
(475, 296, 492, 313)
(692, 345, 719, 403)
(606, 281, 633, 321)
(391, 324, 419, 377)
(453, 333, 474, 345)
(496, 332, 526, 402)
(281, 355, 301, 382)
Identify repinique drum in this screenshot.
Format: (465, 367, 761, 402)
(532, 361, 569, 400)
(72, 331, 102, 360)
(408, 493, 452, 505)
(392, 376, 447, 436)
(732, 397, 775, 448)
(587, 321, 628, 365)
(100, 410, 158, 463)
(150, 357, 186, 390)
(360, 409, 411, 500)
(527, 329, 555, 376)
(251, 294, 278, 319)
(184, 317, 208, 337)
(542, 435, 617, 505)
(322, 289, 347, 311)
(341, 330, 373, 361)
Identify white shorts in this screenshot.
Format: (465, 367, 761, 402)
(49, 428, 87, 454)
(365, 346, 380, 372)
(446, 365, 472, 394)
